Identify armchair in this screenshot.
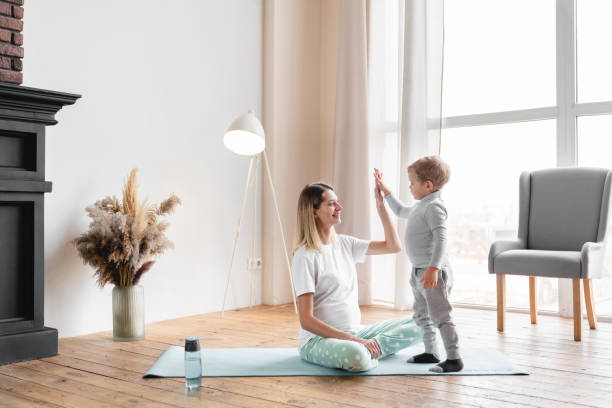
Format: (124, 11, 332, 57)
(488, 168, 611, 341)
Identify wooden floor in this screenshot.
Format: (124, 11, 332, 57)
(1, 305, 611, 408)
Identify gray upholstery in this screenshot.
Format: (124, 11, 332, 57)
(489, 167, 612, 279)
(528, 168, 607, 251)
(494, 250, 581, 278)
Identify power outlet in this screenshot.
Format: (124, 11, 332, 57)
(247, 257, 263, 269)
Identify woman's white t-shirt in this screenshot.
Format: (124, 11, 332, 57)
(291, 234, 371, 350)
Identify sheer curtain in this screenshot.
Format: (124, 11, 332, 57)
(333, 0, 373, 304)
(368, 0, 445, 309)
(332, 0, 444, 306)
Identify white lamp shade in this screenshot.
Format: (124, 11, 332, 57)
(223, 110, 265, 156)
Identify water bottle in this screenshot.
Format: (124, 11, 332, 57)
(184, 336, 202, 390)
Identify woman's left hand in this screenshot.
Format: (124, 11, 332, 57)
(359, 338, 382, 359)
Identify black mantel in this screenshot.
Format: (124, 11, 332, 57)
(0, 83, 80, 366)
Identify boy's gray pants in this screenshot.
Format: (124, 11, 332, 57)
(410, 267, 460, 360)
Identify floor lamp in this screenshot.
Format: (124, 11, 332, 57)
(221, 110, 298, 317)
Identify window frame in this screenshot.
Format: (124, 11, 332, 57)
(439, 0, 612, 318)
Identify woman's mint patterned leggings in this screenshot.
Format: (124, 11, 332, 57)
(299, 316, 421, 372)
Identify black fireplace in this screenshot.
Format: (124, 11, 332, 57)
(0, 83, 79, 365)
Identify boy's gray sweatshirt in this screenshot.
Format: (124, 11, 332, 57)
(384, 190, 448, 269)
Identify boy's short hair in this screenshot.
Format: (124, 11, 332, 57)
(408, 155, 451, 190)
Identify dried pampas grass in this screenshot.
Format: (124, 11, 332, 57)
(73, 169, 181, 288)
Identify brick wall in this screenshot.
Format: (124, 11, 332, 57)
(0, 0, 23, 84)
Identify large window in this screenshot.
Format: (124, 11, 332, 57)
(441, 0, 558, 311)
(441, 0, 612, 316)
(370, 0, 612, 318)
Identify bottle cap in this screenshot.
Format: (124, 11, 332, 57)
(185, 336, 200, 352)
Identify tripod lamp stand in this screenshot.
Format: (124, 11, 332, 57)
(221, 110, 297, 316)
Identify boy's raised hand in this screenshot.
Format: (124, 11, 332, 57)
(373, 168, 391, 196)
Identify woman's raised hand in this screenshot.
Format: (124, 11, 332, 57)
(374, 185, 384, 207)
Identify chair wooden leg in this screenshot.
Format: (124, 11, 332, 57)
(529, 276, 537, 324)
(583, 279, 597, 330)
(572, 279, 582, 341)
(497, 274, 506, 332)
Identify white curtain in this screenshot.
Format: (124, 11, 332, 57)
(332, 0, 444, 307)
(333, 0, 373, 304)
(367, 0, 444, 309)
(395, 0, 445, 309)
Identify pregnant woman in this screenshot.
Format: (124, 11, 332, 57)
(291, 169, 422, 372)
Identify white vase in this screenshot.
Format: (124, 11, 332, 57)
(112, 285, 144, 341)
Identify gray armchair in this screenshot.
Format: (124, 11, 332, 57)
(488, 168, 612, 341)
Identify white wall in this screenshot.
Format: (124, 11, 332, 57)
(23, 0, 263, 338)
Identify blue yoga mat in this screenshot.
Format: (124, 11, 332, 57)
(143, 346, 528, 377)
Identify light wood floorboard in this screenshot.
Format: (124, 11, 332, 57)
(1, 305, 611, 407)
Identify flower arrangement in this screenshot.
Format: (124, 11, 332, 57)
(73, 169, 181, 287)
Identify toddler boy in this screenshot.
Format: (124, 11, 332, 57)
(375, 155, 462, 373)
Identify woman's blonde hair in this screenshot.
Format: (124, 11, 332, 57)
(293, 182, 337, 254)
